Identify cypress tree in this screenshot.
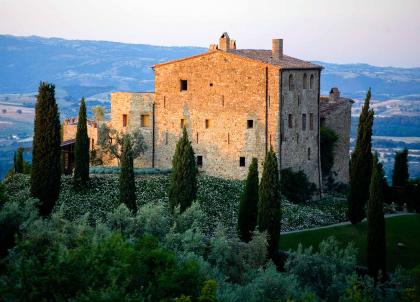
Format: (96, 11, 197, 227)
(348, 88, 374, 224)
(119, 135, 137, 213)
(30, 82, 61, 216)
(238, 157, 259, 242)
(367, 154, 387, 280)
(258, 148, 281, 261)
(15, 147, 24, 173)
(73, 98, 90, 188)
(169, 127, 197, 212)
(392, 148, 409, 187)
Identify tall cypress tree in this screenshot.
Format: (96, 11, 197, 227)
(119, 135, 137, 213)
(238, 158, 259, 242)
(348, 88, 374, 224)
(392, 148, 409, 187)
(169, 127, 197, 212)
(31, 82, 61, 216)
(14, 147, 24, 173)
(258, 148, 281, 261)
(367, 154, 387, 280)
(73, 98, 90, 188)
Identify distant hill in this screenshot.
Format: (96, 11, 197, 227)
(1, 35, 420, 100)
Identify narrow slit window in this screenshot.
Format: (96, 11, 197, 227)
(288, 74, 294, 91)
(141, 114, 150, 127)
(197, 155, 203, 167)
(227, 133, 230, 144)
(239, 157, 246, 167)
(222, 95, 225, 106)
(302, 114, 307, 131)
(196, 132, 199, 143)
(163, 96, 166, 108)
(165, 131, 168, 145)
(91, 138, 95, 149)
(288, 114, 293, 128)
(308, 147, 311, 160)
(180, 118, 186, 129)
(247, 120, 254, 129)
(303, 73, 308, 89)
(122, 114, 127, 127)
(180, 79, 188, 91)
(205, 119, 211, 129)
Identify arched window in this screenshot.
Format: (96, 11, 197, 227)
(288, 74, 294, 91)
(310, 74, 314, 89)
(303, 73, 308, 89)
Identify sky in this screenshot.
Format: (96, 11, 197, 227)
(1, 0, 419, 67)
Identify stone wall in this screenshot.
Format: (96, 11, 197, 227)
(153, 51, 281, 179)
(280, 70, 321, 187)
(62, 118, 98, 150)
(321, 99, 353, 184)
(109, 92, 154, 167)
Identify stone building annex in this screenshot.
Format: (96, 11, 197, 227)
(62, 33, 353, 188)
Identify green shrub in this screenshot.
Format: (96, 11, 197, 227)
(280, 168, 317, 203)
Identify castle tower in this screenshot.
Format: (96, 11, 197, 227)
(219, 32, 230, 51)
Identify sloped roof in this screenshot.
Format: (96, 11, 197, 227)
(153, 49, 322, 70)
(231, 49, 322, 70)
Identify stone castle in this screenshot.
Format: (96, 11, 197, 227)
(62, 33, 353, 188)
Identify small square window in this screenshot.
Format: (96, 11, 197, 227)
(180, 79, 188, 91)
(197, 155, 203, 167)
(247, 120, 254, 129)
(239, 157, 246, 167)
(122, 114, 128, 127)
(141, 114, 150, 127)
(205, 119, 211, 129)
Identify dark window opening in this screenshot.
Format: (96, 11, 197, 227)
(228, 133, 230, 144)
(205, 119, 210, 129)
(210, 83, 213, 87)
(247, 120, 254, 129)
(91, 138, 95, 149)
(165, 131, 168, 145)
(197, 155, 203, 167)
(302, 114, 307, 131)
(308, 148, 311, 160)
(288, 74, 294, 91)
(310, 74, 314, 89)
(288, 114, 293, 128)
(122, 114, 127, 127)
(180, 118, 185, 128)
(222, 95, 225, 106)
(163, 96, 166, 108)
(141, 114, 150, 127)
(303, 73, 308, 89)
(239, 157, 246, 167)
(320, 117, 326, 127)
(180, 79, 188, 91)
(196, 132, 199, 143)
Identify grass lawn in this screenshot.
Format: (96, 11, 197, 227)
(280, 214, 420, 271)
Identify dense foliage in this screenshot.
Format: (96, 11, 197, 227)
(0, 190, 416, 301)
(169, 127, 197, 213)
(237, 158, 258, 242)
(392, 148, 409, 187)
(258, 149, 281, 262)
(280, 168, 317, 203)
(73, 98, 90, 188)
(119, 135, 137, 213)
(30, 82, 61, 216)
(91, 105, 105, 121)
(5, 174, 351, 233)
(320, 126, 339, 179)
(367, 155, 387, 280)
(348, 88, 374, 224)
(98, 124, 147, 165)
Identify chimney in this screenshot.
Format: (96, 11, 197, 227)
(219, 32, 230, 51)
(229, 39, 236, 50)
(272, 39, 283, 60)
(329, 87, 341, 103)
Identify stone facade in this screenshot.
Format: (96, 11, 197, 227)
(63, 33, 353, 188)
(62, 117, 98, 150)
(320, 88, 354, 184)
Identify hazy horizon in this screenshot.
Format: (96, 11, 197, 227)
(1, 0, 419, 68)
